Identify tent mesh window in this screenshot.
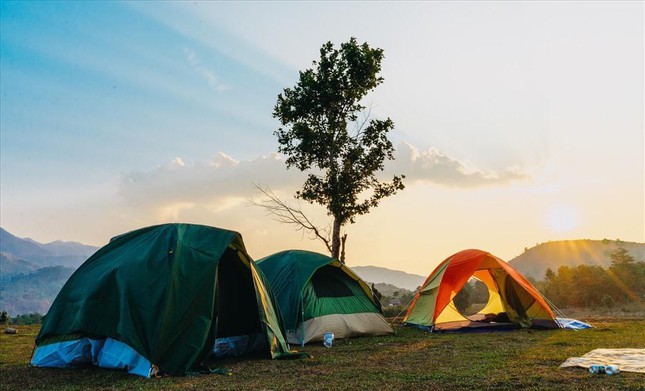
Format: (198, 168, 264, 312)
(311, 266, 354, 298)
(503, 275, 535, 320)
(453, 277, 490, 318)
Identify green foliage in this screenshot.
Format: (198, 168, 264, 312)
(399, 291, 416, 306)
(510, 239, 645, 281)
(374, 283, 415, 309)
(601, 294, 615, 309)
(608, 247, 645, 302)
(273, 37, 405, 260)
(610, 247, 636, 265)
(545, 268, 555, 282)
(370, 282, 412, 298)
(0, 310, 8, 324)
(9, 312, 42, 325)
(381, 305, 407, 318)
(540, 248, 644, 308)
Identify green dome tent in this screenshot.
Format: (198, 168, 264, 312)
(31, 223, 297, 377)
(257, 250, 393, 345)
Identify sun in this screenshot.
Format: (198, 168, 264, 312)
(546, 204, 579, 233)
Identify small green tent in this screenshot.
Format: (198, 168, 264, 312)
(257, 250, 393, 345)
(31, 223, 296, 377)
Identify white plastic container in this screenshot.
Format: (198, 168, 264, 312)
(323, 332, 334, 347)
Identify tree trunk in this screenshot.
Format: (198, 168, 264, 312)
(331, 216, 342, 260)
(339, 234, 347, 264)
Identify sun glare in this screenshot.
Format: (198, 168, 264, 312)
(546, 204, 579, 233)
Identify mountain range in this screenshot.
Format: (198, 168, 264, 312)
(0, 226, 642, 316)
(0, 228, 99, 315)
(351, 266, 425, 291)
(1, 228, 99, 269)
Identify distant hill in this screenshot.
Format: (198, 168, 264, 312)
(0, 227, 98, 268)
(351, 266, 425, 291)
(509, 239, 645, 281)
(37, 240, 99, 257)
(0, 227, 99, 316)
(0, 253, 39, 283)
(0, 228, 51, 259)
(0, 266, 75, 316)
(371, 282, 415, 307)
(371, 282, 414, 298)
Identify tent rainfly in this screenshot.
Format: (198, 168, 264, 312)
(403, 249, 560, 331)
(257, 250, 393, 345)
(31, 223, 299, 377)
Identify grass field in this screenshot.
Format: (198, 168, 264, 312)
(1, 318, 643, 390)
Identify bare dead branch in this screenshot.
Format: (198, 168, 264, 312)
(250, 184, 332, 253)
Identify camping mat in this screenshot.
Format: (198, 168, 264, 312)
(560, 348, 645, 373)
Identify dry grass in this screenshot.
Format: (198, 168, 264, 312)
(1, 319, 644, 390)
(560, 303, 645, 320)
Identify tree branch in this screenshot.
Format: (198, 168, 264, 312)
(250, 184, 332, 253)
(353, 103, 373, 139)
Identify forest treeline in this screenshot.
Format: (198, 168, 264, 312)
(531, 248, 644, 308)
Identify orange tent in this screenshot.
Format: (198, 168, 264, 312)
(403, 249, 559, 331)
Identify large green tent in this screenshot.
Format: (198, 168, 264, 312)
(257, 250, 393, 345)
(31, 223, 297, 377)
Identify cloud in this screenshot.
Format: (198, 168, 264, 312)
(119, 152, 302, 212)
(119, 144, 527, 217)
(388, 143, 527, 187)
(184, 48, 231, 92)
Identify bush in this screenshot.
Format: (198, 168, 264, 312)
(602, 294, 615, 309)
(383, 305, 410, 319)
(0, 310, 8, 325)
(10, 313, 43, 325)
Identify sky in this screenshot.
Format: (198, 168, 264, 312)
(1, 1, 643, 276)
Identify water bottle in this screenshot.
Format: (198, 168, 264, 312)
(323, 332, 334, 347)
(588, 365, 605, 374)
(605, 365, 620, 375)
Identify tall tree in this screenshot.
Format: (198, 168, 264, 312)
(608, 247, 644, 302)
(271, 38, 404, 262)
